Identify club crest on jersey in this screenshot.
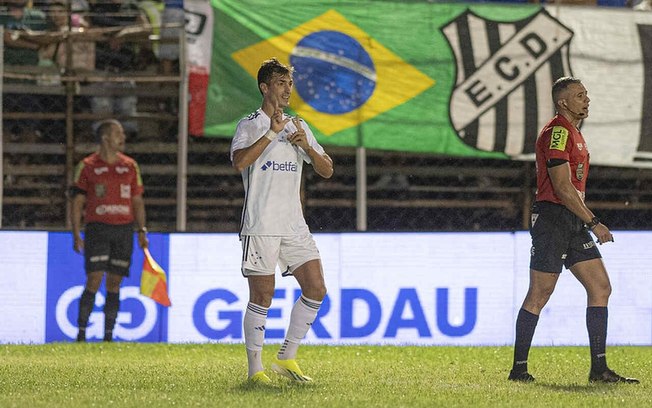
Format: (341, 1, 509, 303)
(120, 184, 131, 198)
(278, 129, 289, 143)
(441, 9, 575, 157)
(576, 163, 585, 181)
(95, 184, 106, 198)
(531, 213, 539, 227)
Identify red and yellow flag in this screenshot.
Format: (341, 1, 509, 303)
(140, 248, 171, 307)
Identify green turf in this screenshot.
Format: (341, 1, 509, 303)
(0, 344, 650, 407)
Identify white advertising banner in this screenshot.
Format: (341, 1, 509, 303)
(167, 232, 651, 346)
(0, 232, 48, 344)
(1, 231, 649, 346)
(514, 231, 652, 346)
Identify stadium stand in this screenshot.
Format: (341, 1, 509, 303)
(2, 1, 652, 232)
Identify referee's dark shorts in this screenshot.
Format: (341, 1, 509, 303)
(84, 222, 134, 276)
(529, 201, 601, 273)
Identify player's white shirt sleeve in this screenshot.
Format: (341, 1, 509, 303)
(232, 109, 325, 236)
(230, 113, 261, 162)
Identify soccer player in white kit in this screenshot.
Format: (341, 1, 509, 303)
(230, 58, 334, 384)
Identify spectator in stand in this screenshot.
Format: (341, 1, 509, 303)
(40, 0, 96, 73)
(88, 0, 151, 138)
(0, 0, 48, 141)
(137, 0, 163, 58)
(35, 1, 97, 142)
(137, 0, 183, 76)
(159, 0, 183, 76)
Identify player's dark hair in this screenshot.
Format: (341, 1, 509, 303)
(552, 76, 582, 103)
(257, 58, 294, 96)
(94, 119, 122, 143)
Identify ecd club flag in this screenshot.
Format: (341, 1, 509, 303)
(204, 1, 652, 168)
(140, 248, 171, 307)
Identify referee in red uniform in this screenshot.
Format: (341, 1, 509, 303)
(508, 77, 639, 384)
(71, 119, 148, 342)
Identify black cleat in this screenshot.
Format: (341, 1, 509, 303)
(103, 331, 113, 342)
(508, 370, 535, 382)
(589, 368, 639, 384)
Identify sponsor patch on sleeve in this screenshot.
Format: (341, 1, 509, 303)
(549, 126, 569, 151)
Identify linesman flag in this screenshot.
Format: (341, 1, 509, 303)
(140, 248, 171, 307)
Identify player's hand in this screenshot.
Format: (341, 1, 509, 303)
(270, 99, 290, 134)
(73, 235, 84, 253)
(591, 223, 613, 245)
(288, 116, 310, 151)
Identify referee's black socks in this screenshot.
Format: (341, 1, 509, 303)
(104, 291, 121, 342)
(512, 308, 539, 374)
(587, 306, 608, 374)
(77, 289, 97, 339)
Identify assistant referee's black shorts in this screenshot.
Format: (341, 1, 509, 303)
(84, 222, 134, 276)
(529, 201, 601, 273)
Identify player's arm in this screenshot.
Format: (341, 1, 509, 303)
(548, 162, 613, 244)
(287, 117, 333, 178)
(70, 189, 86, 253)
(232, 137, 273, 173)
(306, 149, 333, 179)
(132, 194, 149, 249)
(233, 103, 290, 172)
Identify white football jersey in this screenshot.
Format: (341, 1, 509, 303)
(230, 109, 325, 236)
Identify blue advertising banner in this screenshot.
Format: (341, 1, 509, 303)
(45, 232, 170, 342)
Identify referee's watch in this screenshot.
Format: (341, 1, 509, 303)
(586, 217, 600, 230)
(137, 227, 148, 234)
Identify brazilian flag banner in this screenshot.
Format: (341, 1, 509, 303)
(204, 1, 652, 168)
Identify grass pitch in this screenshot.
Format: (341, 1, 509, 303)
(0, 343, 649, 407)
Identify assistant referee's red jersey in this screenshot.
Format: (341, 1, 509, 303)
(535, 114, 590, 204)
(73, 152, 144, 225)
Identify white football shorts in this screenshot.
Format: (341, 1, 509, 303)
(240, 233, 321, 277)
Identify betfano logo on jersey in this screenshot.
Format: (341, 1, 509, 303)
(441, 9, 574, 157)
(261, 160, 298, 172)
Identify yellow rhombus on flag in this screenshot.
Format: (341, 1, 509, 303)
(140, 248, 171, 307)
(231, 9, 435, 136)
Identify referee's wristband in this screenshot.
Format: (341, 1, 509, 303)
(586, 217, 600, 229)
(263, 129, 277, 141)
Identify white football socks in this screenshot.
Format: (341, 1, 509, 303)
(244, 302, 268, 377)
(277, 295, 322, 360)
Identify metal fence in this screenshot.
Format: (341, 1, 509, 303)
(3, 5, 652, 233)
